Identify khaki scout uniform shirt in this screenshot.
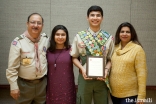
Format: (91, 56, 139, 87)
(70, 28, 114, 71)
(70, 28, 114, 92)
(6, 33, 49, 90)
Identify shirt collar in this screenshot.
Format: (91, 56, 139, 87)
(88, 27, 101, 35)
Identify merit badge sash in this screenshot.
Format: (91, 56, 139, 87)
(78, 30, 112, 92)
(78, 30, 110, 65)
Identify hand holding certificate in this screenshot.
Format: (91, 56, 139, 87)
(86, 56, 105, 78)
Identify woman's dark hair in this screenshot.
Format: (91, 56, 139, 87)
(27, 13, 44, 23)
(48, 25, 70, 52)
(115, 22, 142, 47)
(87, 5, 103, 17)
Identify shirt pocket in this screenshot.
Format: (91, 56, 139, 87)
(21, 52, 33, 65)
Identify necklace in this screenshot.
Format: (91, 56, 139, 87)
(54, 48, 64, 69)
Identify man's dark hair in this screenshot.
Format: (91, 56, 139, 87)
(87, 5, 103, 17)
(27, 13, 44, 23)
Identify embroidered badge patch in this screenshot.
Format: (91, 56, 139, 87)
(43, 46, 46, 52)
(78, 42, 85, 48)
(12, 41, 17, 46)
(78, 30, 110, 56)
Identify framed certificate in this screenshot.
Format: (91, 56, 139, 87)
(86, 56, 105, 78)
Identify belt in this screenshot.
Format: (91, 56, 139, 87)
(19, 76, 46, 83)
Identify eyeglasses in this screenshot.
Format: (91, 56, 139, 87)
(29, 21, 42, 25)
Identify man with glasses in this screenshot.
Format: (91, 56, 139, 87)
(6, 13, 49, 104)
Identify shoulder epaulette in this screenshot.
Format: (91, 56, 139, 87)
(78, 31, 86, 35)
(15, 34, 24, 41)
(41, 33, 48, 38)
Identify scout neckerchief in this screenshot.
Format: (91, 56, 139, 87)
(24, 31, 41, 73)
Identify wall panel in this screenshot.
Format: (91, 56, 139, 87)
(131, 0, 156, 85)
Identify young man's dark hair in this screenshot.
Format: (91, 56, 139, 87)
(87, 5, 103, 17)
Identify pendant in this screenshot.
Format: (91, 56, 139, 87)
(54, 64, 56, 67)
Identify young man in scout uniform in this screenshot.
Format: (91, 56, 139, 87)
(70, 5, 114, 104)
(6, 13, 49, 104)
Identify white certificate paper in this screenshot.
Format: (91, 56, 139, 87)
(86, 56, 105, 78)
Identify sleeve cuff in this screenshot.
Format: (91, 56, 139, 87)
(10, 81, 19, 90)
